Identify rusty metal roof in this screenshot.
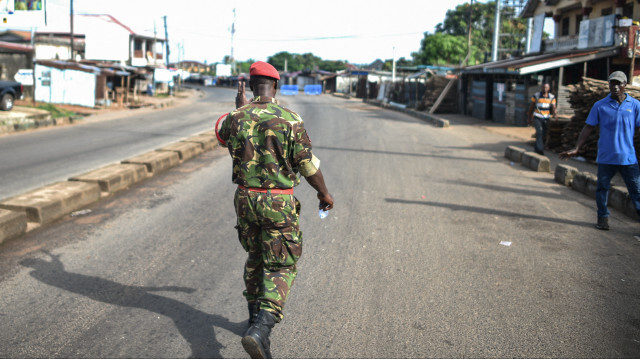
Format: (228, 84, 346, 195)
(463, 46, 619, 75)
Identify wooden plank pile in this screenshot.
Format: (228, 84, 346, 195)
(416, 75, 458, 113)
(551, 77, 607, 160)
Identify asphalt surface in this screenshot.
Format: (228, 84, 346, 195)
(0, 87, 229, 200)
(0, 91, 639, 358)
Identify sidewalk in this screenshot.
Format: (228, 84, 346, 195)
(435, 113, 619, 185)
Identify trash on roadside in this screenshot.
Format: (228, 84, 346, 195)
(510, 162, 514, 166)
(499, 241, 512, 246)
(421, 195, 425, 199)
(71, 209, 92, 217)
(574, 156, 587, 162)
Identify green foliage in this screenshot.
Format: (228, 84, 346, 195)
(412, 33, 469, 66)
(382, 57, 414, 71)
(413, 0, 527, 66)
(267, 52, 349, 72)
(36, 103, 77, 119)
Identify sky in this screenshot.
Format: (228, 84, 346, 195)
(39, 0, 475, 65)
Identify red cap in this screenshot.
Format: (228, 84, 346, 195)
(250, 61, 280, 80)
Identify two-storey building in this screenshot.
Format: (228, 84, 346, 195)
(461, 0, 640, 126)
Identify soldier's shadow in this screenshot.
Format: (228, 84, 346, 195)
(19, 251, 244, 358)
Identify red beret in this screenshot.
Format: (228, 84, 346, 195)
(250, 61, 280, 80)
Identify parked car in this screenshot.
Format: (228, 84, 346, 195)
(0, 80, 23, 111)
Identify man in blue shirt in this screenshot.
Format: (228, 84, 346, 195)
(560, 71, 640, 230)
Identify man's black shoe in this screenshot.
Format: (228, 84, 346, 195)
(596, 217, 609, 230)
(242, 310, 276, 359)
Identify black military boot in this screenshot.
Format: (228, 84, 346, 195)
(241, 310, 277, 359)
(247, 302, 260, 329)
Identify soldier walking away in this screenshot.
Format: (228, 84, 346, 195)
(527, 82, 557, 155)
(560, 71, 640, 231)
(216, 61, 334, 358)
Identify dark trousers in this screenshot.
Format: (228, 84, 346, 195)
(533, 117, 549, 153)
(596, 163, 640, 218)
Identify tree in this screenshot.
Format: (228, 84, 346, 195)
(412, 33, 469, 66)
(382, 57, 414, 71)
(267, 51, 348, 72)
(413, 1, 527, 66)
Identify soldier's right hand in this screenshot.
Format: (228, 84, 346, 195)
(236, 80, 249, 109)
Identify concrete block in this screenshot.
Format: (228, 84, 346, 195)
(156, 141, 204, 161)
(425, 114, 449, 128)
(571, 171, 598, 198)
(122, 150, 180, 174)
(69, 163, 148, 193)
(0, 181, 101, 224)
(0, 209, 27, 244)
(521, 152, 550, 172)
(13, 120, 35, 131)
(505, 145, 526, 163)
(53, 117, 71, 126)
(609, 186, 640, 220)
(554, 164, 579, 186)
(181, 134, 217, 151)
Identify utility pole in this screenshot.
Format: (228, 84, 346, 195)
(492, 0, 501, 62)
(463, 0, 474, 66)
(69, 0, 74, 61)
(230, 7, 236, 75)
(392, 46, 396, 83)
(163, 16, 170, 67)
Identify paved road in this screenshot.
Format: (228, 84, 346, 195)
(0, 86, 232, 200)
(0, 93, 639, 358)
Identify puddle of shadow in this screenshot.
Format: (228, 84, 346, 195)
(315, 145, 496, 163)
(19, 251, 244, 358)
(384, 198, 592, 227)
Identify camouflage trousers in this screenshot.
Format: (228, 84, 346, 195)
(234, 187, 302, 322)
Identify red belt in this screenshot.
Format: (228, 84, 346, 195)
(238, 185, 293, 195)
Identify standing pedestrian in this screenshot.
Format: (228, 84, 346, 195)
(216, 61, 334, 359)
(560, 71, 640, 230)
(527, 82, 558, 155)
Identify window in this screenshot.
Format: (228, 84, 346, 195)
(623, 2, 633, 19)
(561, 17, 570, 36)
(575, 14, 582, 35)
(601, 7, 612, 16)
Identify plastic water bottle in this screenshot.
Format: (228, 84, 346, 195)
(318, 209, 329, 219)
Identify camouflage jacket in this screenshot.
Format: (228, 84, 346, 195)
(218, 96, 320, 189)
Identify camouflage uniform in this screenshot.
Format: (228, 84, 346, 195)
(218, 96, 320, 322)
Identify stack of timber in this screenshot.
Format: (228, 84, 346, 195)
(416, 75, 458, 113)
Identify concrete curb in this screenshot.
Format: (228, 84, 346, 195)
(554, 164, 579, 186)
(362, 99, 450, 128)
(122, 150, 181, 175)
(69, 163, 149, 195)
(504, 145, 526, 163)
(0, 181, 101, 226)
(0, 131, 219, 244)
(0, 209, 27, 245)
(505, 145, 638, 221)
(522, 152, 550, 172)
(157, 141, 204, 162)
(571, 171, 598, 199)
